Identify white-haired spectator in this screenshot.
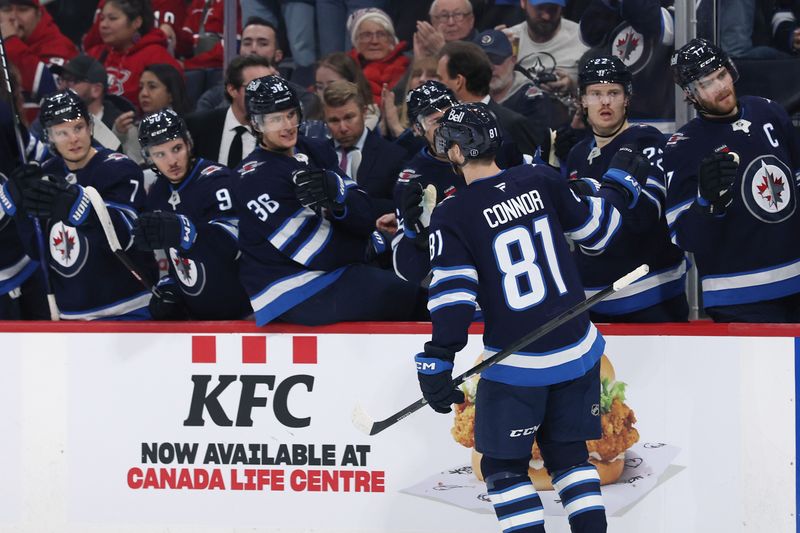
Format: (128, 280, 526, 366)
(346, 8, 409, 105)
(414, 0, 476, 58)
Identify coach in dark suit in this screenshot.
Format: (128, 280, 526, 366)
(185, 55, 274, 167)
(322, 80, 406, 218)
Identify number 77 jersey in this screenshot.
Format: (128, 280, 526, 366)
(427, 163, 621, 387)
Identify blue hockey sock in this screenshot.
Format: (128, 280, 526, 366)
(552, 462, 607, 533)
(486, 473, 546, 532)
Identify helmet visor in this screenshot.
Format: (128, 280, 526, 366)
(253, 108, 301, 133)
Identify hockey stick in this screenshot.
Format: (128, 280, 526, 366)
(352, 263, 650, 436)
(0, 31, 59, 320)
(84, 186, 161, 298)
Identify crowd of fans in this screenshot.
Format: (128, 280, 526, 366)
(0, 0, 799, 325)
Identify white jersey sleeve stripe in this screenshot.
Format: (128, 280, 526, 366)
(291, 218, 333, 266)
(430, 266, 479, 288)
(268, 208, 312, 251)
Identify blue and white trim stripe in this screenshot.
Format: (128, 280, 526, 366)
(250, 267, 347, 325)
(488, 323, 600, 370)
(0, 256, 37, 295)
(552, 465, 601, 493)
(564, 196, 603, 242)
(251, 270, 327, 312)
(579, 207, 621, 253)
(290, 217, 332, 266)
(105, 201, 139, 249)
(641, 189, 662, 218)
(666, 198, 693, 230)
(428, 288, 478, 312)
(489, 481, 539, 506)
(701, 257, 800, 308)
(584, 260, 687, 315)
(60, 291, 151, 321)
(553, 465, 604, 519)
(429, 265, 478, 288)
(498, 508, 545, 532)
(269, 208, 312, 251)
(209, 218, 239, 241)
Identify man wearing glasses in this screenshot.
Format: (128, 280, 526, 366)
(414, 0, 476, 58)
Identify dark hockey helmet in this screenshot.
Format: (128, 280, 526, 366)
(40, 90, 91, 140)
(434, 102, 502, 160)
(579, 56, 633, 95)
(245, 74, 302, 120)
(406, 80, 458, 126)
(670, 37, 738, 89)
(138, 108, 190, 149)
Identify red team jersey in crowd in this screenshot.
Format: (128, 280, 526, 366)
(82, 0, 187, 51)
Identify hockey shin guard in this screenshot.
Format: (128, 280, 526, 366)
(552, 462, 607, 533)
(485, 471, 546, 532)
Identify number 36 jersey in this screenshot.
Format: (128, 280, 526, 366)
(426, 163, 622, 387)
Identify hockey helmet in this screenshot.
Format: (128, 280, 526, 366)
(579, 56, 633, 95)
(245, 74, 302, 120)
(40, 90, 91, 141)
(138, 108, 190, 149)
(671, 38, 738, 89)
(434, 102, 501, 160)
(406, 80, 458, 127)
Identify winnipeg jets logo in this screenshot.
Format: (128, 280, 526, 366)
(200, 165, 222, 177)
(65, 172, 77, 185)
(587, 146, 601, 165)
(293, 152, 309, 165)
(732, 119, 751, 134)
(611, 25, 650, 73)
(104, 152, 128, 162)
(49, 222, 88, 273)
(168, 190, 181, 210)
(239, 161, 262, 175)
(169, 249, 206, 295)
(741, 155, 795, 223)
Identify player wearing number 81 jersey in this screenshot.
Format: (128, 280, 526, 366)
(416, 103, 625, 533)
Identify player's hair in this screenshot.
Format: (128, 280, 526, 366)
(322, 80, 365, 109)
(142, 64, 191, 115)
(224, 55, 274, 104)
(106, 0, 154, 35)
(439, 41, 491, 97)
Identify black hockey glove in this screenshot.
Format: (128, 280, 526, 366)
(293, 169, 349, 216)
(600, 146, 650, 208)
(133, 211, 197, 251)
(148, 283, 189, 320)
(0, 163, 45, 217)
(24, 176, 92, 225)
(401, 181, 437, 250)
(568, 177, 600, 197)
(554, 125, 582, 163)
(697, 152, 738, 216)
(415, 346, 465, 414)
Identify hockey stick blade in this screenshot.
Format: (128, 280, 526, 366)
(353, 263, 649, 436)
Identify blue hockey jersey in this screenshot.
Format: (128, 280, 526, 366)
(427, 164, 622, 386)
(664, 96, 800, 308)
(145, 158, 251, 319)
(567, 124, 687, 315)
(233, 136, 376, 325)
(14, 149, 156, 319)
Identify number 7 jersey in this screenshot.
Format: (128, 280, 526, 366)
(427, 163, 622, 387)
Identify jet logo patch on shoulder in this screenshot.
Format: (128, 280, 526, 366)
(741, 155, 795, 223)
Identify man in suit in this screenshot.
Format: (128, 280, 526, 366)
(322, 80, 406, 219)
(437, 40, 546, 155)
(185, 55, 275, 167)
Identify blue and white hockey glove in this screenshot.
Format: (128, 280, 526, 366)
(293, 169, 350, 216)
(133, 211, 197, 251)
(415, 346, 465, 414)
(24, 176, 92, 225)
(697, 152, 738, 216)
(601, 146, 649, 208)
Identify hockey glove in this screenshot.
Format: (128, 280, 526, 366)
(697, 152, 738, 216)
(148, 282, 189, 320)
(568, 177, 600, 197)
(415, 346, 465, 414)
(555, 125, 582, 163)
(0, 163, 45, 216)
(133, 211, 197, 251)
(401, 182, 437, 248)
(293, 169, 349, 216)
(600, 146, 650, 208)
(24, 177, 92, 225)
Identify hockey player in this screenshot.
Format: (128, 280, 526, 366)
(0, 90, 156, 320)
(416, 102, 623, 532)
(234, 75, 427, 325)
(563, 56, 687, 322)
(133, 108, 251, 320)
(664, 38, 800, 322)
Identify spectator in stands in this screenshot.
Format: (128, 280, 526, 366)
(414, 0, 476, 58)
(47, 55, 136, 152)
(185, 55, 274, 167)
(86, 0, 184, 109)
(477, 28, 569, 130)
(437, 40, 543, 154)
(772, 1, 800, 54)
(504, 0, 588, 96)
(176, 0, 242, 70)
(380, 55, 440, 139)
(83, 0, 186, 57)
(0, 0, 77, 100)
(346, 8, 409, 105)
(318, 0, 388, 56)
(323, 80, 405, 218)
(721, 0, 787, 59)
(280, 0, 318, 68)
(113, 63, 190, 164)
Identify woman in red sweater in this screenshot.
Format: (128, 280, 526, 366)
(86, 0, 183, 110)
(346, 8, 409, 106)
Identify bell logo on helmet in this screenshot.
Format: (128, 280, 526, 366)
(448, 110, 465, 123)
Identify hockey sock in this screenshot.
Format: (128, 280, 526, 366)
(486, 472, 546, 532)
(552, 462, 607, 533)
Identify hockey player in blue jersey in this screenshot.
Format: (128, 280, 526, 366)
(0, 90, 156, 320)
(416, 103, 625, 532)
(234, 75, 427, 325)
(564, 56, 687, 322)
(132, 108, 251, 320)
(664, 38, 800, 322)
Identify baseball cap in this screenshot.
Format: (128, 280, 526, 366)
(474, 30, 513, 65)
(50, 55, 108, 88)
(528, 0, 565, 6)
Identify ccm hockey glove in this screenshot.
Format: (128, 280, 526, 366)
(697, 152, 738, 215)
(24, 177, 92, 225)
(600, 146, 650, 208)
(293, 169, 349, 216)
(415, 345, 465, 414)
(133, 211, 197, 251)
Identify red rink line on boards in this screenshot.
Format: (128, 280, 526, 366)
(1, 320, 800, 337)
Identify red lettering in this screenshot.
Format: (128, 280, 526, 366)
(127, 467, 143, 488)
